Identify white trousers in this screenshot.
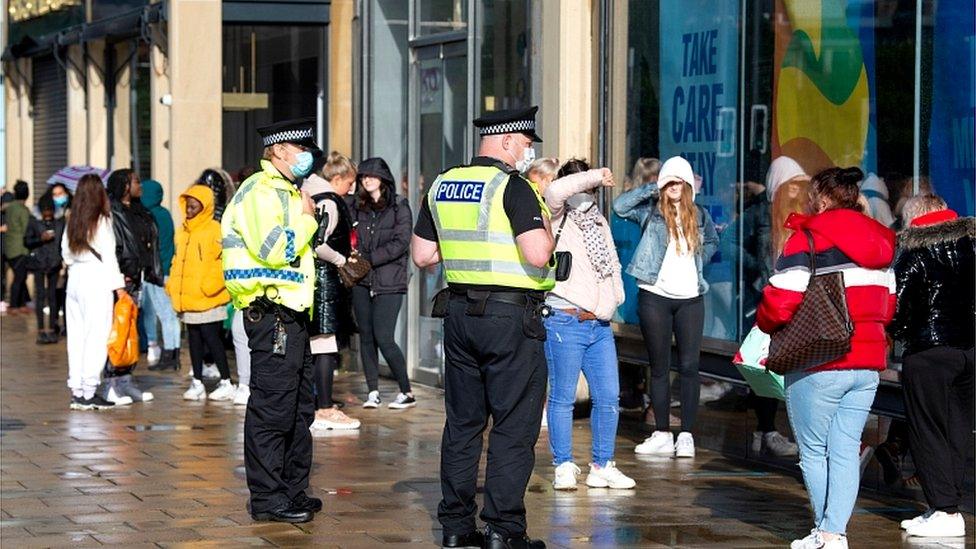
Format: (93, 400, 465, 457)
(65, 266, 114, 397)
(232, 309, 251, 386)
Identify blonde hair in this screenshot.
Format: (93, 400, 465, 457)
(322, 151, 357, 181)
(771, 176, 811, 260)
(630, 157, 661, 185)
(525, 157, 559, 182)
(902, 194, 947, 225)
(658, 182, 700, 255)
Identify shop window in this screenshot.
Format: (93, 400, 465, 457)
(478, 0, 531, 112)
(418, 0, 468, 36)
(221, 25, 325, 174)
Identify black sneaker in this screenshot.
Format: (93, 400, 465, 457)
(86, 395, 116, 410)
(388, 393, 417, 409)
(69, 396, 93, 411)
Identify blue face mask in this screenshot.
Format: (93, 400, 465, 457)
(289, 151, 315, 179)
(53, 195, 68, 207)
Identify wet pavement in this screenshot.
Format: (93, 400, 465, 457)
(1, 313, 973, 548)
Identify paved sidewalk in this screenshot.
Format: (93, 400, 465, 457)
(1, 314, 971, 547)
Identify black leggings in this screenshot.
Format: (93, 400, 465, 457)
(9, 255, 30, 307)
(33, 270, 59, 331)
(637, 290, 704, 432)
(187, 322, 230, 380)
(313, 353, 338, 410)
(351, 286, 411, 394)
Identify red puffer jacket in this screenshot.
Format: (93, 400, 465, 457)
(757, 209, 896, 372)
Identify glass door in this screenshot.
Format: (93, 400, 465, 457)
(408, 40, 468, 386)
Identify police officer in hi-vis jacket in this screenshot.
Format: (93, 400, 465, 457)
(221, 117, 321, 524)
(411, 106, 554, 549)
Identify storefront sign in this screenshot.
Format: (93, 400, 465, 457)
(929, 2, 974, 216)
(658, 0, 739, 224)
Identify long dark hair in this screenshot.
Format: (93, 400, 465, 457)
(67, 175, 111, 255)
(357, 177, 393, 211)
(106, 169, 135, 202)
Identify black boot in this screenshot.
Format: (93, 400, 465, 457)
(485, 526, 545, 549)
(150, 349, 180, 371)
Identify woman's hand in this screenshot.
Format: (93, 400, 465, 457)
(601, 168, 615, 188)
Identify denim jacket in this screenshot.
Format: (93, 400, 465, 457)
(612, 184, 719, 294)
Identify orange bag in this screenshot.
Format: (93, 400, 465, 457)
(107, 292, 139, 368)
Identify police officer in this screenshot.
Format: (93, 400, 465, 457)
(221, 118, 321, 523)
(412, 106, 554, 549)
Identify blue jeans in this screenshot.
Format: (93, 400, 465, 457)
(544, 310, 620, 467)
(785, 369, 879, 535)
(140, 281, 181, 350)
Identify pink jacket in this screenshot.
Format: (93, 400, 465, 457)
(543, 170, 625, 320)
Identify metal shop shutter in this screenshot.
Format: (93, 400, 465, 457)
(32, 55, 67, 199)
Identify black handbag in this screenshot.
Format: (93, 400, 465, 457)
(553, 214, 572, 282)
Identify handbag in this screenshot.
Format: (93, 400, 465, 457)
(107, 292, 139, 368)
(553, 214, 572, 282)
(733, 325, 785, 400)
(338, 250, 372, 288)
(766, 230, 853, 375)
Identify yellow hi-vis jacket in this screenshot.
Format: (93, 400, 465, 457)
(429, 164, 555, 291)
(221, 160, 318, 312)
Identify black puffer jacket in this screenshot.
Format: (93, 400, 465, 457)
(889, 213, 975, 355)
(311, 192, 356, 344)
(347, 158, 412, 295)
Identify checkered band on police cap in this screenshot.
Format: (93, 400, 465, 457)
(478, 119, 535, 136)
(262, 128, 314, 147)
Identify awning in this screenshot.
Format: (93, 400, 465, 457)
(2, 2, 166, 61)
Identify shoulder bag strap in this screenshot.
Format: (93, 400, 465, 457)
(804, 229, 816, 277)
(553, 213, 570, 248)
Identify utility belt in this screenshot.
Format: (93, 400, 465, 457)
(243, 296, 306, 356)
(431, 287, 549, 341)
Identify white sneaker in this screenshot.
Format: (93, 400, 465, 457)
(585, 461, 636, 489)
(635, 431, 675, 455)
(901, 509, 934, 530)
(183, 379, 207, 401)
(233, 384, 251, 406)
(201, 363, 220, 380)
(363, 390, 381, 409)
(208, 379, 236, 401)
(388, 393, 417, 409)
(311, 408, 361, 430)
(675, 432, 695, 458)
(552, 462, 580, 490)
(791, 530, 848, 549)
(755, 431, 798, 457)
(906, 511, 965, 537)
(140, 392, 154, 402)
(147, 343, 161, 366)
(106, 386, 133, 406)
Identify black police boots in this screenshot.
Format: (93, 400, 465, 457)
(250, 502, 313, 523)
(485, 526, 546, 549)
(442, 530, 485, 548)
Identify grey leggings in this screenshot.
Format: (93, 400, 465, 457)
(637, 290, 704, 432)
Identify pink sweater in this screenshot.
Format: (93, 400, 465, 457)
(543, 170, 625, 320)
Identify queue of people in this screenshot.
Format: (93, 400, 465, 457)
(2, 104, 969, 545)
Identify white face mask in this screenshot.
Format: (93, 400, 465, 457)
(566, 192, 596, 211)
(514, 146, 536, 173)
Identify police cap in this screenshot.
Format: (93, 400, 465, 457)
(473, 106, 542, 143)
(257, 117, 321, 152)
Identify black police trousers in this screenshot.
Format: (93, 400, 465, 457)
(438, 296, 547, 537)
(243, 304, 315, 514)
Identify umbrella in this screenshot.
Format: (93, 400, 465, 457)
(47, 165, 111, 191)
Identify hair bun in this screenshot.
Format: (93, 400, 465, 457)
(840, 167, 864, 187)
